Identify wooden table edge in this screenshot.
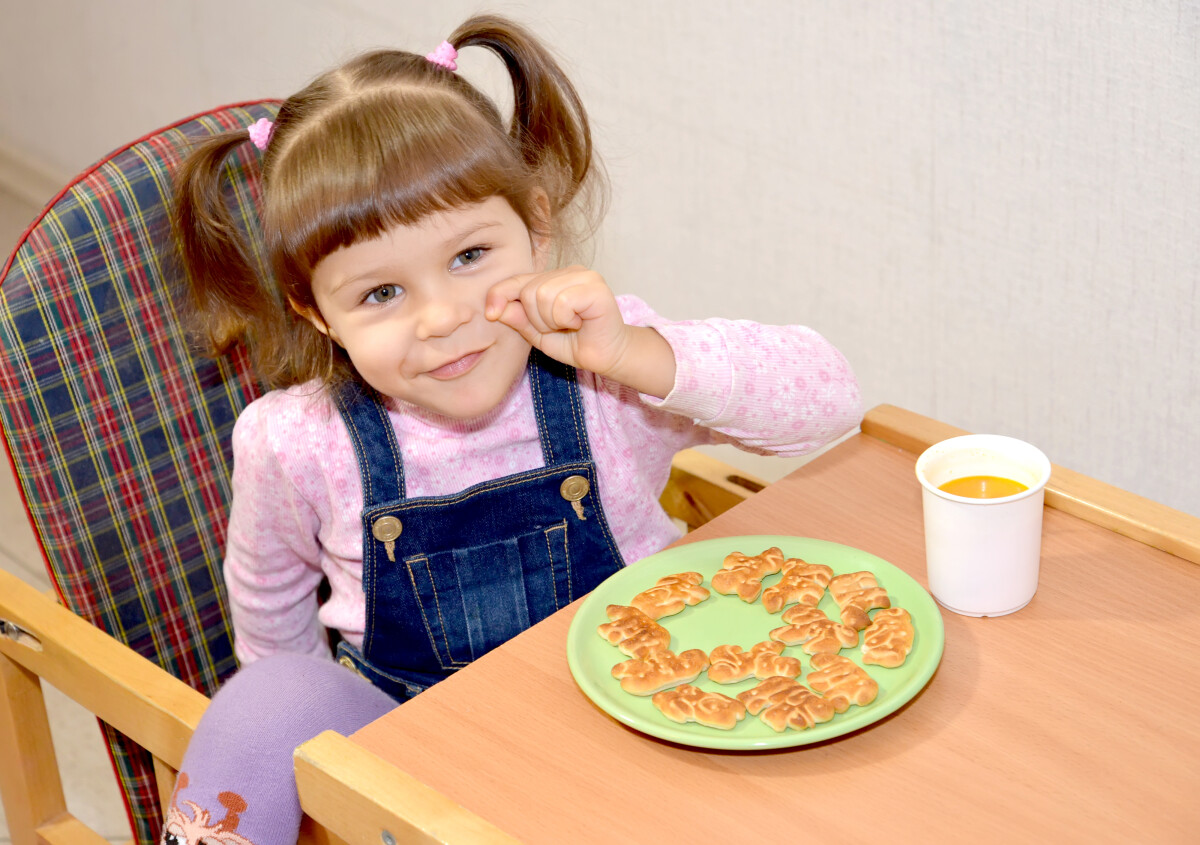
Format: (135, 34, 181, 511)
(294, 730, 522, 845)
(861, 403, 1200, 565)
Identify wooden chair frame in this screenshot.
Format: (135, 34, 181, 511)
(0, 447, 764, 845)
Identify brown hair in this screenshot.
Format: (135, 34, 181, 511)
(172, 14, 604, 389)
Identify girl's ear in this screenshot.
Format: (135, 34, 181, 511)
(528, 188, 553, 271)
(289, 298, 343, 346)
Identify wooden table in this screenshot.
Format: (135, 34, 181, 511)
(294, 406, 1200, 844)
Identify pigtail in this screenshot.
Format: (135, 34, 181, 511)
(451, 15, 600, 217)
(171, 132, 275, 360)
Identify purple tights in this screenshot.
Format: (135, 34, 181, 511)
(160, 652, 396, 845)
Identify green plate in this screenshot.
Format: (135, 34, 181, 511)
(566, 536, 944, 750)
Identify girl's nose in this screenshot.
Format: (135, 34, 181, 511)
(414, 292, 474, 340)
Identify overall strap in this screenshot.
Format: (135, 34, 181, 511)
(334, 351, 591, 509)
(333, 381, 406, 507)
(527, 349, 592, 467)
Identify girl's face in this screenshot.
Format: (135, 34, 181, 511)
(305, 196, 547, 419)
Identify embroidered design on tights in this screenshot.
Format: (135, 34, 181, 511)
(161, 772, 257, 845)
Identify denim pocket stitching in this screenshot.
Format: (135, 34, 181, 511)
(405, 554, 470, 670)
(543, 520, 567, 607)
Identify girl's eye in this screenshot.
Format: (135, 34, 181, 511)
(450, 247, 486, 269)
(363, 284, 401, 305)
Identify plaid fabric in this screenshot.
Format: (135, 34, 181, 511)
(0, 101, 279, 844)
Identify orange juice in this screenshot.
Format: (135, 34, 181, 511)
(938, 475, 1028, 499)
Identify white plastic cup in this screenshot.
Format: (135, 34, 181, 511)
(915, 434, 1052, 617)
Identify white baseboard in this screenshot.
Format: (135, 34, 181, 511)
(0, 142, 70, 208)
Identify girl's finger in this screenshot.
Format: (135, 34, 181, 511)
(516, 275, 575, 334)
(546, 284, 589, 331)
(484, 274, 536, 321)
(495, 300, 538, 342)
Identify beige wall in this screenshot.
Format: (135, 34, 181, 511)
(1, 0, 1197, 516)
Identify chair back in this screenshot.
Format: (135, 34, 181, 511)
(0, 101, 278, 843)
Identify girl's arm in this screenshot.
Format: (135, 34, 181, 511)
(612, 295, 864, 457)
(489, 266, 863, 456)
(223, 399, 330, 664)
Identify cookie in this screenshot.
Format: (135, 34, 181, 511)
(860, 607, 914, 668)
(629, 572, 711, 620)
(710, 547, 785, 603)
(769, 605, 859, 654)
(596, 605, 672, 658)
(761, 559, 834, 614)
(652, 684, 748, 730)
(707, 641, 803, 684)
(806, 653, 879, 712)
(736, 676, 837, 732)
(829, 571, 891, 630)
(610, 648, 709, 696)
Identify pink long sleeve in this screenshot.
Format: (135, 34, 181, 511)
(222, 296, 861, 663)
(643, 311, 863, 455)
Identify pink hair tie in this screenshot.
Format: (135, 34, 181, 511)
(248, 118, 274, 151)
(425, 40, 458, 71)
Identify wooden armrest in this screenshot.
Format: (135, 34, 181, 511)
(0, 567, 206, 767)
(661, 449, 767, 532)
(862, 404, 1200, 565)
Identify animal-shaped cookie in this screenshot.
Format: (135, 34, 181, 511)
(707, 641, 803, 684)
(760, 559, 834, 613)
(769, 605, 859, 654)
(710, 547, 785, 603)
(860, 607, 915, 668)
(630, 572, 711, 620)
(610, 648, 709, 695)
(806, 653, 879, 712)
(596, 605, 672, 658)
(828, 571, 891, 630)
(652, 684, 748, 730)
(736, 676, 837, 732)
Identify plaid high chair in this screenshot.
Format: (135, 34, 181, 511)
(0, 100, 279, 843)
(0, 102, 762, 845)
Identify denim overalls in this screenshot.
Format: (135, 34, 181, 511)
(332, 351, 624, 702)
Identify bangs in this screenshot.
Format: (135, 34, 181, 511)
(264, 88, 529, 287)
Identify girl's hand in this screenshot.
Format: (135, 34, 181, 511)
(485, 266, 676, 398)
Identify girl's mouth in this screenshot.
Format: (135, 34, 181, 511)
(428, 350, 483, 380)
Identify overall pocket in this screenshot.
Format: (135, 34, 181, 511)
(404, 520, 571, 669)
(334, 640, 420, 704)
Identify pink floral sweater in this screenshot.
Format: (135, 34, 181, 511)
(224, 296, 862, 664)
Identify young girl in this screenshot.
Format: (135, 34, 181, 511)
(163, 13, 861, 844)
